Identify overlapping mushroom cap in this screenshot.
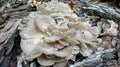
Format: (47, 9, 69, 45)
(19, 1, 118, 66)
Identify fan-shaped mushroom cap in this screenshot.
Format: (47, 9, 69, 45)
(37, 1, 73, 14)
(55, 46, 72, 58)
(53, 60, 68, 67)
(34, 15, 56, 32)
(37, 55, 64, 66)
(20, 40, 42, 61)
(37, 42, 57, 55)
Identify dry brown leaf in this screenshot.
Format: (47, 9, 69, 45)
(68, 0, 76, 12)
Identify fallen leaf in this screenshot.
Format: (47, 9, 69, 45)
(68, 0, 76, 13)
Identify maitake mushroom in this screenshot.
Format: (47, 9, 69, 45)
(19, 1, 118, 66)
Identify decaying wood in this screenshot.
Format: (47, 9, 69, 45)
(0, 13, 10, 25)
(70, 48, 118, 67)
(0, 19, 22, 64)
(5, 4, 31, 13)
(77, 0, 120, 22)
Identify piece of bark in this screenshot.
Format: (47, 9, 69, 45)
(100, 36, 112, 49)
(70, 48, 117, 67)
(116, 40, 120, 64)
(6, 4, 31, 13)
(0, 19, 22, 65)
(0, 13, 10, 25)
(0, 19, 22, 54)
(77, 0, 120, 22)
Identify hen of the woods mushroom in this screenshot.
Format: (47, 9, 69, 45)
(19, 1, 118, 66)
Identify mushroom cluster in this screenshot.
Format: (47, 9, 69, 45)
(19, 1, 118, 66)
